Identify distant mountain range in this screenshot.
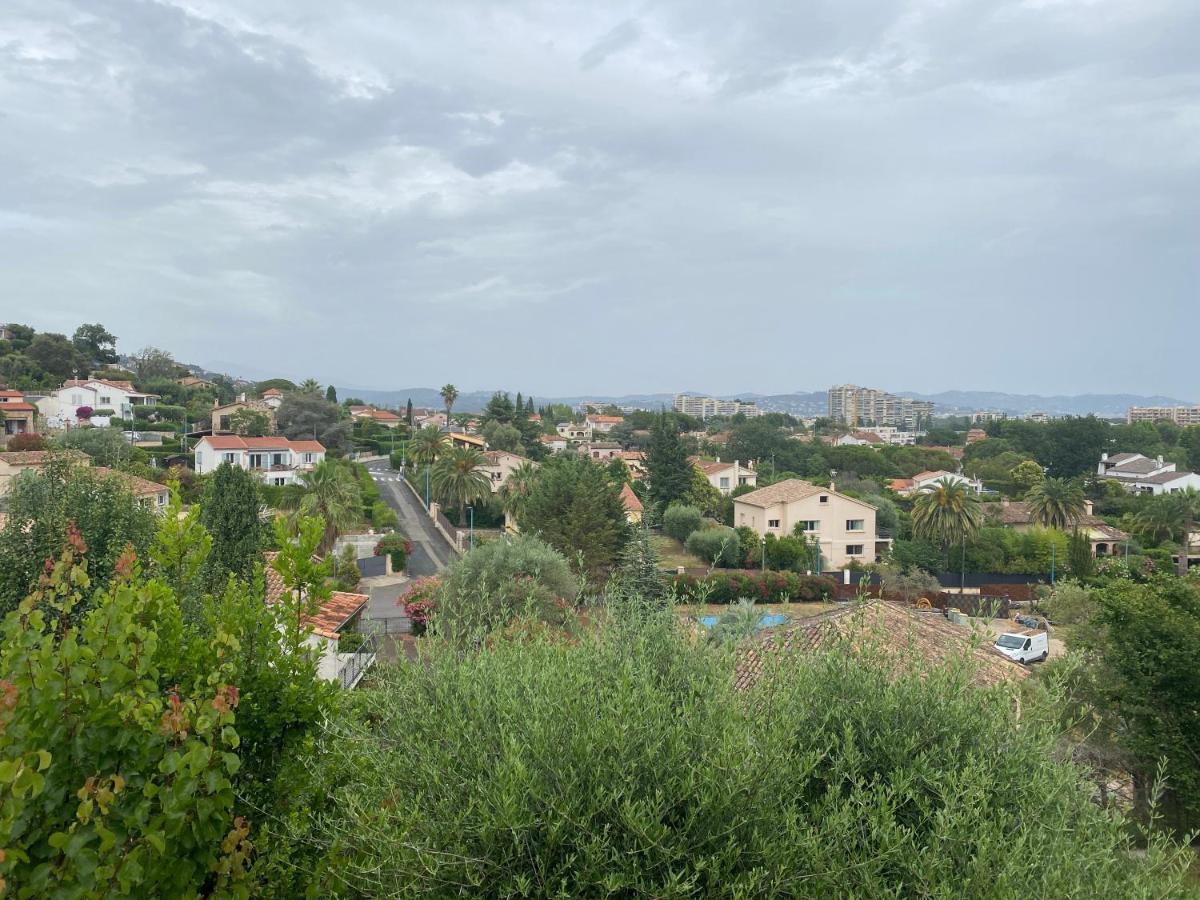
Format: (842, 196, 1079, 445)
(330, 387, 1197, 419)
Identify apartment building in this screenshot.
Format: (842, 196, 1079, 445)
(673, 394, 762, 419)
(733, 479, 890, 568)
(827, 385, 934, 430)
(1127, 405, 1200, 426)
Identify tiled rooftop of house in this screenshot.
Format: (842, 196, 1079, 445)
(734, 600, 1028, 692)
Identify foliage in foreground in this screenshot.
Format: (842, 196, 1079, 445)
(267, 613, 1196, 898)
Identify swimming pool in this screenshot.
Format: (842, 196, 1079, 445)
(699, 613, 788, 629)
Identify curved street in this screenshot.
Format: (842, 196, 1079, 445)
(365, 461, 455, 577)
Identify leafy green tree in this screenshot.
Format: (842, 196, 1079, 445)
(1070, 574, 1200, 831)
(1132, 488, 1200, 576)
(56, 426, 146, 467)
(1011, 459, 1046, 495)
(199, 462, 262, 586)
(0, 458, 156, 615)
(662, 502, 703, 543)
(1025, 477, 1087, 530)
(432, 446, 492, 523)
(440, 383, 459, 422)
(276, 393, 349, 449)
(27, 332, 87, 383)
(299, 378, 322, 395)
(518, 454, 628, 581)
(437, 533, 577, 642)
(149, 483, 212, 620)
(1067, 529, 1094, 579)
(229, 406, 271, 437)
(325, 384, 337, 403)
(281, 460, 362, 555)
(888, 538, 943, 573)
(646, 414, 693, 509)
(131, 346, 180, 381)
(911, 478, 983, 564)
(71, 322, 118, 367)
(608, 526, 667, 609)
(685, 525, 742, 568)
(482, 421, 522, 452)
(0, 529, 250, 895)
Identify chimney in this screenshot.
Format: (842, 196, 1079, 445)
(1084, 500, 1094, 516)
(1101, 452, 1108, 462)
(1157, 455, 1164, 466)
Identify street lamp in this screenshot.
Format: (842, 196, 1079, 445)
(468, 505, 475, 550)
(760, 534, 766, 573)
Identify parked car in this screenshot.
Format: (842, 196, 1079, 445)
(993, 630, 1049, 664)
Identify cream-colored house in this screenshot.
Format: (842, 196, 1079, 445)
(480, 450, 533, 492)
(733, 479, 889, 569)
(0, 450, 90, 495)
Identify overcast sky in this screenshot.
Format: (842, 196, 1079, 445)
(2, 1, 1197, 397)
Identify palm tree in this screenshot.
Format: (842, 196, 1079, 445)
(281, 459, 362, 555)
(440, 384, 459, 424)
(408, 426, 447, 467)
(1024, 477, 1086, 530)
(911, 478, 984, 581)
(431, 446, 491, 524)
(299, 378, 322, 395)
(498, 461, 539, 528)
(1133, 488, 1200, 575)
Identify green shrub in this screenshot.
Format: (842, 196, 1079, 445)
(371, 500, 399, 529)
(685, 525, 741, 567)
(662, 503, 703, 542)
(438, 534, 577, 641)
(672, 571, 836, 604)
(272, 613, 1195, 897)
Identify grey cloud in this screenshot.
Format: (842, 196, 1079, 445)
(0, 0, 1196, 396)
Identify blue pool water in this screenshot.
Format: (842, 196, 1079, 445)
(699, 613, 788, 629)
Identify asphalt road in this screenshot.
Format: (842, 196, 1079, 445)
(365, 462, 454, 577)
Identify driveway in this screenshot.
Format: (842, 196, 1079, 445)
(364, 461, 455, 577)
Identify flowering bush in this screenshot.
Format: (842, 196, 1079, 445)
(402, 576, 441, 635)
(75, 405, 94, 420)
(374, 533, 411, 572)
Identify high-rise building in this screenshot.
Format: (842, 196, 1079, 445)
(827, 385, 934, 430)
(1127, 406, 1200, 426)
(673, 394, 762, 419)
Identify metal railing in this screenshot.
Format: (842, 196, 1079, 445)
(364, 615, 412, 636)
(336, 630, 380, 689)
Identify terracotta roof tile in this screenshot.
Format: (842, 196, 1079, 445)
(620, 483, 643, 513)
(734, 601, 1028, 692)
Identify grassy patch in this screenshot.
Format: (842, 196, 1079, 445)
(650, 533, 706, 570)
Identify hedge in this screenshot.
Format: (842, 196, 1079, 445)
(672, 571, 837, 605)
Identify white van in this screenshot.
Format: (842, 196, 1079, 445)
(994, 630, 1049, 664)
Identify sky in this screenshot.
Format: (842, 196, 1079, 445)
(1, 0, 1197, 398)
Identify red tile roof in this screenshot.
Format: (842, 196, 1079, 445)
(92, 467, 169, 497)
(262, 388, 284, 396)
(305, 591, 369, 640)
(0, 390, 24, 399)
(200, 435, 325, 453)
(0, 403, 36, 412)
(586, 414, 624, 423)
(620, 483, 643, 513)
(0, 450, 88, 467)
(734, 601, 1028, 692)
(889, 478, 914, 492)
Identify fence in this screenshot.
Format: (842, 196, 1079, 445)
(365, 615, 412, 636)
(336, 631, 379, 689)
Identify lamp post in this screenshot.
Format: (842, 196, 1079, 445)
(468, 505, 475, 550)
(425, 465, 431, 510)
(761, 534, 766, 573)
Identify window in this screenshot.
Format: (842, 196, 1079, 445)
(303, 453, 313, 464)
(273, 477, 287, 486)
(99, 395, 111, 405)
(819, 495, 829, 504)
(719, 476, 730, 489)
(195, 451, 203, 468)
(797, 520, 819, 532)
(846, 519, 864, 531)
(846, 544, 864, 556)
(223, 452, 236, 464)
(767, 519, 780, 529)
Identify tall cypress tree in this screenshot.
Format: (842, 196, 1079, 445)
(199, 463, 262, 588)
(645, 413, 693, 510)
(325, 384, 338, 404)
(405, 398, 414, 425)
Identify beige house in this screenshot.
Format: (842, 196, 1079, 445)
(0, 391, 38, 446)
(480, 450, 532, 492)
(989, 500, 1129, 558)
(733, 479, 888, 569)
(0, 450, 90, 494)
(211, 396, 276, 434)
(93, 467, 171, 513)
(349, 406, 403, 429)
(620, 483, 644, 524)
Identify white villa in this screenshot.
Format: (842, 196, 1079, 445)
(1097, 452, 1200, 496)
(40, 378, 158, 426)
(193, 435, 325, 485)
(691, 458, 757, 495)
